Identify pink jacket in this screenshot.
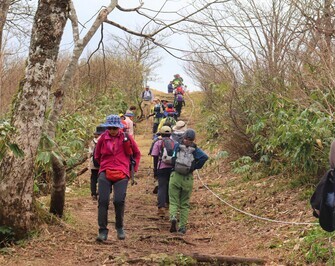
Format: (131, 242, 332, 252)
(94, 130, 141, 176)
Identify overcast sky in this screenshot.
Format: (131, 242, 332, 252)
(60, 0, 201, 92)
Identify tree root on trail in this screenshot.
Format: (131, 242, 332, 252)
(166, 236, 196, 246)
(183, 252, 266, 265)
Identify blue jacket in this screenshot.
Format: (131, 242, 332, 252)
(172, 142, 208, 172)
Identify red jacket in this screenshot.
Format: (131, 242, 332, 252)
(94, 130, 141, 176)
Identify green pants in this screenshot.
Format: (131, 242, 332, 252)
(169, 171, 194, 228)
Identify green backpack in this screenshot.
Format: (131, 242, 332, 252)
(165, 116, 176, 126)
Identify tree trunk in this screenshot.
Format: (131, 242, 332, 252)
(0, 0, 69, 237)
(49, 155, 66, 217)
(47, 0, 118, 216)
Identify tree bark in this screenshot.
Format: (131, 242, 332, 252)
(0, 0, 69, 237)
(46, 0, 118, 217)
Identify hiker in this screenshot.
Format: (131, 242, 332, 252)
(174, 93, 185, 118)
(88, 125, 106, 200)
(172, 74, 183, 88)
(161, 99, 169, 111)
(150, 97, 164, 134)
(169, 129, 209, 234)
(141, 85, 153, 118)
(167, 81, 174, 93)
(126, 105, 137, 117)
(94, 114, 141, 242)
(124, 111, 135, 136)
(171, 120, 187, 144)
(310, 140, 335, 232)
(157, 112, 176, 133)
(164, 103, 178, 121)
(150, 126, 174, 217)
(119, 113, 128, 132)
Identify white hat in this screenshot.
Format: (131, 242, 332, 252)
(172, 120, 187, 131)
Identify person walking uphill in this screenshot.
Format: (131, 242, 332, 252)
(141, 85, 154, 119)
(169, 129, 208, 235)
(150, 126, 175, 217)
(94, 115, 141, 242)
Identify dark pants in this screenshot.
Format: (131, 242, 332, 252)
(90, 169, 99, 196)
(175, 102, 183, 117)
(153, 123, 159, 134)
(157, 168, 172, 208)
(97, 172, 128, 235)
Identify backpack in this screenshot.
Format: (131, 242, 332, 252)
(159, 138, 175, 165)
(176, 94, 184, 102)
(176, 86, 184, 95)
(174, 144, 196, 175)
(92, 144, 100, 168)
(142, 90, 152, 100)
(153, 104, 164, 118)
(165, 116, 176, 127)
(310, 169, 335, 232)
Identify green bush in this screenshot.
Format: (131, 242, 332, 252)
(246, 95, 334, 178)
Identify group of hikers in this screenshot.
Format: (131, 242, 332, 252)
(87, 75, 209, 243)
(141, 74, 186, 134)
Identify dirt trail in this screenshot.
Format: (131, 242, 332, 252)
(1, 91, 315, 265)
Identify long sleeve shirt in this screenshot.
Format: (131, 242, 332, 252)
(94, 130, 141, 176)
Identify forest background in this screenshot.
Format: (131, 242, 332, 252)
(1, 0, 335, 264)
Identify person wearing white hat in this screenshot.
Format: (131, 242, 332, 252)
(171, 120, 187, 144)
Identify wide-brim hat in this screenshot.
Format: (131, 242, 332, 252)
(172, 120, 187, 131)
(94, 124, 107, 135)
(103, 115, 124, 128)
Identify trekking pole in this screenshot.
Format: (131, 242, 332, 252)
(130, 156, 137, 186)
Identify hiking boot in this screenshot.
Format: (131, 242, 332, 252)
(170, 217, 177, 233)
(178, 227, 186, 235)
(116, 228, 126, 240)
(92, 195, 98, 201)
(96, 232, 107, 242)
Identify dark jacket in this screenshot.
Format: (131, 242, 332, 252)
(310, 169, 335, 232)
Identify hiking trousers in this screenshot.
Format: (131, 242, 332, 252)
(157, 168, 172, 208)
(97, 172, 128, 235)
(169, 171, 194, 228)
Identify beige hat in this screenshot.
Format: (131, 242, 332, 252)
(154, 97, 160, 102)
(159, 126, 172, 134)
(172, 120, 187, 131)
